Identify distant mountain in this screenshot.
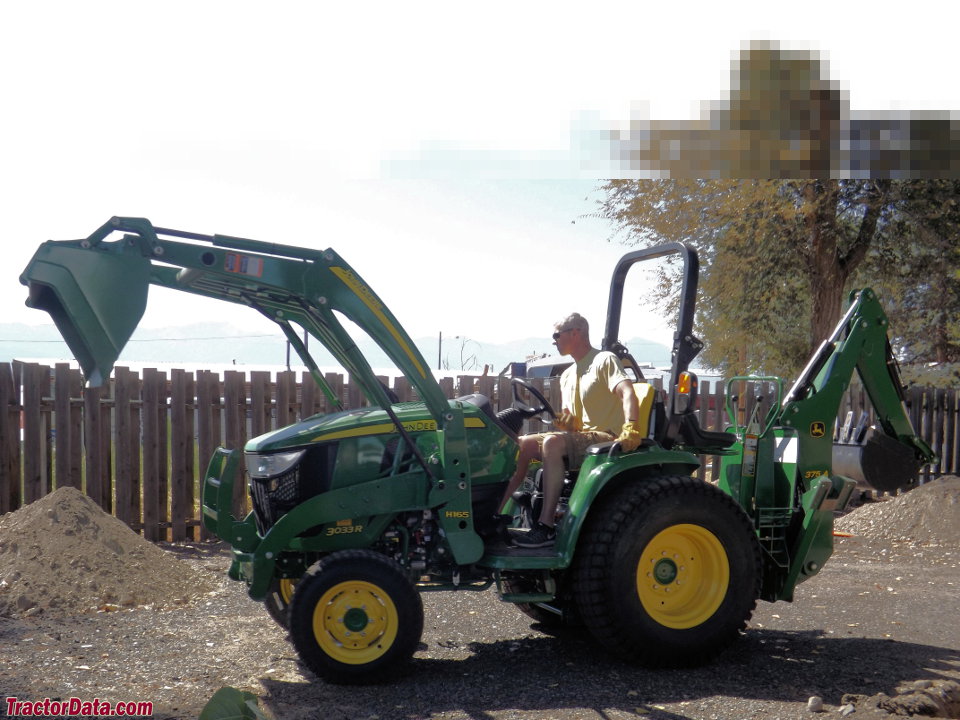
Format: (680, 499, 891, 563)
(0, 322, 672, 375)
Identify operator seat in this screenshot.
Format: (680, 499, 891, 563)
(583, 381, 660, 459)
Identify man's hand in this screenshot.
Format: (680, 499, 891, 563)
(617, 421, 645, 451)
(553, 410, 583, 432)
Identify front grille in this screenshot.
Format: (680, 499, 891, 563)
(247, 443, 338, 534)
(250, 467, 301, 534)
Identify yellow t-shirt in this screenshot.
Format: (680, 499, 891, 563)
(559, 349, 629, 434)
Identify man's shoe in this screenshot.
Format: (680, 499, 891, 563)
(512, 522, 556, 548)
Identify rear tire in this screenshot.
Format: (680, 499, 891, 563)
(289, 550, 424, 684)
(572, 474, 760, 666)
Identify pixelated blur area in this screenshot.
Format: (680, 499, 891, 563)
(609, 40, 960, 179)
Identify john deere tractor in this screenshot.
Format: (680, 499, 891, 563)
(21, 217, 934, 683)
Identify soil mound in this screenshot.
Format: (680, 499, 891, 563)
(836, 475, 960, 546)
(0, 486, 212, 617)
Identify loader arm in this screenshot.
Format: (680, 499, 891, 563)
(19, 216, 462, 479)
(21, 217, 445, 410)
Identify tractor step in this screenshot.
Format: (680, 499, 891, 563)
(502, 592, 555, 603)
(478, 541, 563, 570)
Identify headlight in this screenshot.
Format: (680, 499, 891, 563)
(246, 449, 306, 479)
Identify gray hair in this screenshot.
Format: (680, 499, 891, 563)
(554, 312, 589, 336)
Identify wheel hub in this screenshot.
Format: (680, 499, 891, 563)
(343, 607, 369, 632)
(653, 558, 678, 585)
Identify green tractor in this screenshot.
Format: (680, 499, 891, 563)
(21, 217, 935, 683)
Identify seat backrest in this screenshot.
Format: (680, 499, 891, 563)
(632, 382, 657, 438)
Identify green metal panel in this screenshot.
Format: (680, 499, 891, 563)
(21, 242, 151, 386)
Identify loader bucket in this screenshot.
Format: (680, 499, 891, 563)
(20, 242, 151, 387)
(832, 427, 920, 493)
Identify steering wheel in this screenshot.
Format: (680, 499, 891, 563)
(510, 377, 557, 421)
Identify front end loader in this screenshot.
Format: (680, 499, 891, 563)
(21, 217, 935, 683)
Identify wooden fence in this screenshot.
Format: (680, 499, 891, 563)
(0, 361, 956, 540)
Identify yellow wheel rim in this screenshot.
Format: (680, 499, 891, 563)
(636, 523, 729, 630)
(279, 578, 297, 605)
(312, 580, 399, 665)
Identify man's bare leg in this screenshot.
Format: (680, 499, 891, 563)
(537, 433, 567, 527)
(497, 434, 542, 513)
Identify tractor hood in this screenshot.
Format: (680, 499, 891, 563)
(245, 399, 492, 454)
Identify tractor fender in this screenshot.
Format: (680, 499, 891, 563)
(553, 447, 702, 563)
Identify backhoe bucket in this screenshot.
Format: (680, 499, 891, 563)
(832, 427, 920, 493)
(20, 242, 151, 387)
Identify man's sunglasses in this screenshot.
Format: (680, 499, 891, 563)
(552, 328, 575, 340)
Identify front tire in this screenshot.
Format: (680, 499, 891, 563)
(264, 577, 298, 629)
(289, 550, 424, 684)
(573, 474, 761, 666)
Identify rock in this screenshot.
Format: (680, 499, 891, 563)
(807, 696, 824, 712)
(838, 703, 856, 717)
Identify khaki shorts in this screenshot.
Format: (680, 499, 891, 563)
(531, 430, 616, 469)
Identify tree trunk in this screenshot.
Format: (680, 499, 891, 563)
(802, 180, 891, 351)
(804, 181, 844, 350)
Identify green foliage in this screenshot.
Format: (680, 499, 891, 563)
(599, 179, 958, 385)
(855, 180, 960, 373)
(199, 687, 267, 720)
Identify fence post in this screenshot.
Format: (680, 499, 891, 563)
(83, 382, 104, 509)
(98, 377, 114, 513)
(393, 376, 412, 403)
(324, 373, 344, 413)
(496, 376, 511, 413)
(438, 377, 454, 399)
(142, 368, 162, 541)
(54, 364, 79, 490)
(477, 376, 495, 401)
(277, 371, 296, 426)
(169, 369, 195, 541)
(0, 363, 21, 513)
(22, 364, 47, 504)
(224, 370, 248, 521)
(250, 371, 272, 438)
(114, 366, 142, 530)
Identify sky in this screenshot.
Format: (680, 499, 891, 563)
(2, 1, 957, 364)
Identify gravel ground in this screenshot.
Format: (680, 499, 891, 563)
(2, 479, 959, 719)
(2, 534, 958, 720)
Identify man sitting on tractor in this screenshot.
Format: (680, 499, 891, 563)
(500, 312, 644, 547)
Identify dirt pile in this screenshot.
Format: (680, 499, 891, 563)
(836, 475, 960, 546)
(839, 679, 960, 719)
(0, 487, 212, 617)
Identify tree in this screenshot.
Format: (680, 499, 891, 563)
(599, 179, 897, 378)
(440, 335, 483, 372)
(855, 180, 960, 384)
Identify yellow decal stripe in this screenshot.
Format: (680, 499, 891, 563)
(312, 417, 484, 442)
(313, 423, 395, 442)
(330, 266, 427, 379)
